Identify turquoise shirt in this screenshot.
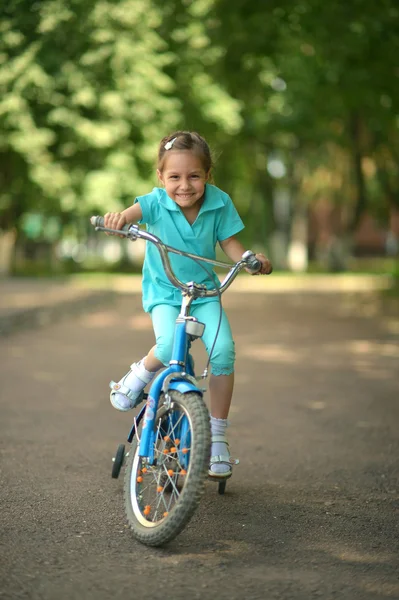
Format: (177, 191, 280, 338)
(135, 184, 245, 312)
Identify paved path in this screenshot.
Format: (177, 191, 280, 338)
(0, 278, 115, 336)
(0, 288, 398, 599)
(0, 273, 393, 337)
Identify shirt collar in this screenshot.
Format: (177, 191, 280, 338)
(157, 184, 225, 214)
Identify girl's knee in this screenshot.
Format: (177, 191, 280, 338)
(210, 364, 234, 376)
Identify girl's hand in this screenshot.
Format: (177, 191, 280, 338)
(254, 253, 273, 275)
(104, 212, 127, 237)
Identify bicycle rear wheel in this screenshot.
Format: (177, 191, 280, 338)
(124, 390, 210, 546)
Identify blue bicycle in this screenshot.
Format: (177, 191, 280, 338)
(91, 216, 260, 546)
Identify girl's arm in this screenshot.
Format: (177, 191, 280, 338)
(220, 235, 273, 275)
(104, 203, 143, 232)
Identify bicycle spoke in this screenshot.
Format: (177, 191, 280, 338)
(164, 411, 184, 441)
(162, 464, 180, 496)
(132, 429, 184, 523)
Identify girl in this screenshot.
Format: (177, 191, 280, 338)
(104, 131, 272, 479)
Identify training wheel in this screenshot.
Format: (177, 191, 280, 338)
(218, 480, 227, 495)
(111, 443, 126, 479)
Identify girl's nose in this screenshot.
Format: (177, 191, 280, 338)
(179, 180, 191, 190)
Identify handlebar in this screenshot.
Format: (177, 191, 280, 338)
(90, 216, 262, 298)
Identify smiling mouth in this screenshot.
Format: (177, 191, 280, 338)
(176, 194, 194, 199)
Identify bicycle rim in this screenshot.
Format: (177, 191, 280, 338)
(124, 390, 210, 546)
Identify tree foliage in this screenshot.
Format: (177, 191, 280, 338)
(208, 0, 399, 230)
(1, 0, 181, 229)
(0, 0, 398, 252)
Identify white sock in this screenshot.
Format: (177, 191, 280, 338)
(210, 416, 230, 475)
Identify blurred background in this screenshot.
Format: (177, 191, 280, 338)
(0, 0, 398, 280)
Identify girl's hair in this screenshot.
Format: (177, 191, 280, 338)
(157, 131, 213, 175)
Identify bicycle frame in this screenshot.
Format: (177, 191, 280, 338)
(125, 294, 202, 462)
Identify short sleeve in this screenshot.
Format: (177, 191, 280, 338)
(134, 188, 160, 225)
(217, 195, 245, 241)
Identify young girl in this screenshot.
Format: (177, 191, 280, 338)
(104, 131, 272, 478)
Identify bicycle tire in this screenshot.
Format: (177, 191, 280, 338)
(124, 390, 210, 546)
(218, 480, 227, 495)
(111, 443, 126, 479)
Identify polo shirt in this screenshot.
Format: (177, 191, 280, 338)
(135, 184, 245, 312)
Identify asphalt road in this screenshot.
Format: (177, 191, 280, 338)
(1, 291, 398, 600)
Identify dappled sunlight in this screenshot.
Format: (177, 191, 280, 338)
(352, 361, 393, 380)
(351, 359, 374, 374)
(79, 311, 120, 328)
(360, 370, 394, 380)
(303, 543, 399, 597)
(0, 288, 90, 311)
(240, 343, 301, 364)
(158, 539, 252, 565)
(126, 314, 152, 330)
(306, 401, 327, 410)
(304, 541, 399, 598)
(363, 582, 399, 597)
(331, 547, 394, 564)
(238, 339, 399, 384)
(79, 309, 152, 331)
(349, 340, 399, 358)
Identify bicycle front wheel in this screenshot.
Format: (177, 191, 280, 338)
(124, 390, 210, 547)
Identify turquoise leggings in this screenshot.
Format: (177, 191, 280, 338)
(150, 303, 235, 376)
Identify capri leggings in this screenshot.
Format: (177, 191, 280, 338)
(150, 302, 235, 376)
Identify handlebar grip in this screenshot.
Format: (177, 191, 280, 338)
(242, 250, 261, 273)
(90, 216, 104, 228)
(90, 216, 131, 232)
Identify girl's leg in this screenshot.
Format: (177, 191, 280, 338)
(110, 304, 178, 411)
(209, 373, 235, 476)
(143, 346, 164, 372)
(209, 372, 234, 419)
(192, 303, 236, 475)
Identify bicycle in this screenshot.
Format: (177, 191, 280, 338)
(91, 216, 261, 546)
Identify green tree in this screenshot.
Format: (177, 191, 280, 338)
(0, 0, 181, 234)
(207, 0, 399, 259)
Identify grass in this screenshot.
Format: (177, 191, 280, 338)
(11, 256, 398, 284)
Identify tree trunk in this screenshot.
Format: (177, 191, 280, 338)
(0, 230, 17, 276)
(349, 113, 368, 232)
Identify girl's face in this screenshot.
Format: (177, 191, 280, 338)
(157, 151, 209, 211)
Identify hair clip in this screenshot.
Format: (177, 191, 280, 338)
(164, 137, 177, 150)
